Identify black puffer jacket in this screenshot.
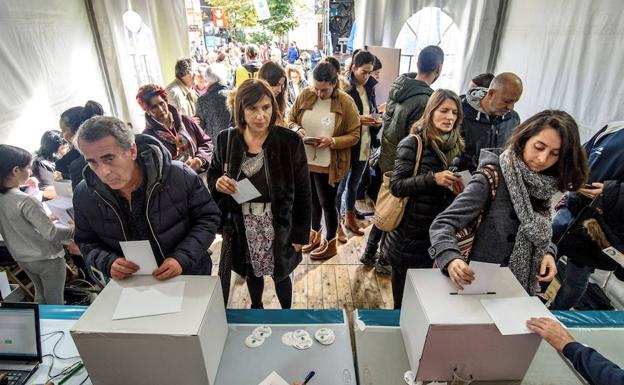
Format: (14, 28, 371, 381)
(385, 133, 457, 266)
(73, 135, 221, 277)
(459, 88, 520, 172)
(207, 127, 311, 281)
(559, 180, 624, 271)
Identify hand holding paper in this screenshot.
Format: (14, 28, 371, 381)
(119, 240, 158, 276)
(458, 261, 500, 294)
(231, 178, 261, 204)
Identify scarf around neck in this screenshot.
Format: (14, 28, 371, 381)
(499, 149, 558, 294)
(430, 129, 461, 169)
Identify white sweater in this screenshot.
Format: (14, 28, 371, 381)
(0, 188, 73, 262)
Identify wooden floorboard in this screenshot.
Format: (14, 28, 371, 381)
(219, 219, 394, 310)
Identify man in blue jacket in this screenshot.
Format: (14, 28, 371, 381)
(287, 41, 300, 64)
(527, 317, 624, 385)
(73, 116, 221, 280)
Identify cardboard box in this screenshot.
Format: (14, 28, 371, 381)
(399, 268, 541, 382)
(71, 275, 227, 385)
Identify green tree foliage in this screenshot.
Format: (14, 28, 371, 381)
(259, 0, 299, 37)
(209, 0, 299, 38)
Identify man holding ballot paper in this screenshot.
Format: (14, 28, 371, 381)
(72, 116, 221, 281)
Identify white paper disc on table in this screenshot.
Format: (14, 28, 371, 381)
(245, 334, 265, 348)
(281, 332, 294, 346)
(314, 327, 335, 345)
(403, 370, 416, 385)
(253, 325, 272, 339)
(293, 336, 313, 350)
(293, 329, 310, 339)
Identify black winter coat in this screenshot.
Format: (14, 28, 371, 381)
(197, 82, 232, 140)
(55, 148, 87, 190)
(559, 180, 624, 271)
(73, 135, 221, 278)
(207, 127, 312, 281)
(385, 133, 457, 267)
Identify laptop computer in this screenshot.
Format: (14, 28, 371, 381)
(0, 302, 41, 385)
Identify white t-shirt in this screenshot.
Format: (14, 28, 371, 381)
(357, 85, 371, 161)
(301, 98, 335, 167)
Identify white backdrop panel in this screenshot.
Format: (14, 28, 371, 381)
(494, 0, 624, 141)
(0, 0, 110, 152)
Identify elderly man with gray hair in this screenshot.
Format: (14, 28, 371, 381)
(459, 72, 523, 172)
(196, 64, 232, 139)
(72, 116, 221, 281)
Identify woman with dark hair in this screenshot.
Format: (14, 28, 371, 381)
(430, 110, 589, 295)
(55, 100, 104, 189)
(258, 61, 288, 123)
(288, 60, 360, 260)
(385, 89, 464, 308)
(208, 79, 311, 309)
(336, 50, 381, 239)
(0, 145, 73, 304)
(371, 56, 383, 80)
(32, 130, 66, 189)
(468, 72, 495, 89)
(136, 83, 213, 173)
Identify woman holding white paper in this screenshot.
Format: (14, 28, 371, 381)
(384, 89, 465, 308)
(429, 110, 589, 295)
(0, 145, 74, 304)
(208, 79, 311, 309)
(287, 59, 361, 260)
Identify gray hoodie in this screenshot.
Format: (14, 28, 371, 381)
(429, 149, 556, 288)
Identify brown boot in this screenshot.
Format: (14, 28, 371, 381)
(302, 230, 321, 253)
(345, 210, 364, 236)
(310, 238, 337, 260)
(336, 223, 347, 243)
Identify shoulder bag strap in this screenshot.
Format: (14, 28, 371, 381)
(410, 133, 423, 177)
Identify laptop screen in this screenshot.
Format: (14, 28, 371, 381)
(0, 303, 41, 362)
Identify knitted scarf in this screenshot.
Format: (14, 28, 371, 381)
(431, 130, 461, 169)
(499, 149, 558, 294)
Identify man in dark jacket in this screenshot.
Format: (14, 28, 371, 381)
(364, 45, 443, 274)
(73, 116, 221, 280)
(459, 72, 523, 172)
(378, 45, 444, 173)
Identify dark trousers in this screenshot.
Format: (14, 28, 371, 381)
(310, 172, 339, 240)
(246, 274, 293, 309)
(391, 258, 434, 309)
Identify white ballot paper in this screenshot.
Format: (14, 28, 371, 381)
(53, 180, 73, 198)
(258, 371, 289, 385)
(603, 246, 624, 268)
(231, 178, 261, 204)
(481, 296, 557, 335)
(458, 261, 500, 295)
(0, 271, 11, 299)
(44, 197, 74, 225)
(112, 280, 185, 320)
(457, 170, 472, 187)
(119, 240, 158, 275)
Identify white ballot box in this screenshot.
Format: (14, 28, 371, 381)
(71, 275, 227, 385)
(399, 268, 541, 382)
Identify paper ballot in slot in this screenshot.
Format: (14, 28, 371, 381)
(457, 261, 500, 295)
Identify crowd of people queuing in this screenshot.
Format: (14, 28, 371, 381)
(2, 38, 624, 383)
(1, 40, 624, 316)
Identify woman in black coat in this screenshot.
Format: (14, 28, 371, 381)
(55, 100, 103, 189)
(385, 89, 465, 308)
(208, 79, 311, 309)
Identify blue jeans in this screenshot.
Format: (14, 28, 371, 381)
(336, 159, 367, 214)
(550, 259, 594, 310)
(552, 207, 574, 242)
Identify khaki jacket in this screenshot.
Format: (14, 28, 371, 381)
(287, 87, 360, 185)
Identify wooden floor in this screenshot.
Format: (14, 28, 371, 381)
(211, 221, 394, 311)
